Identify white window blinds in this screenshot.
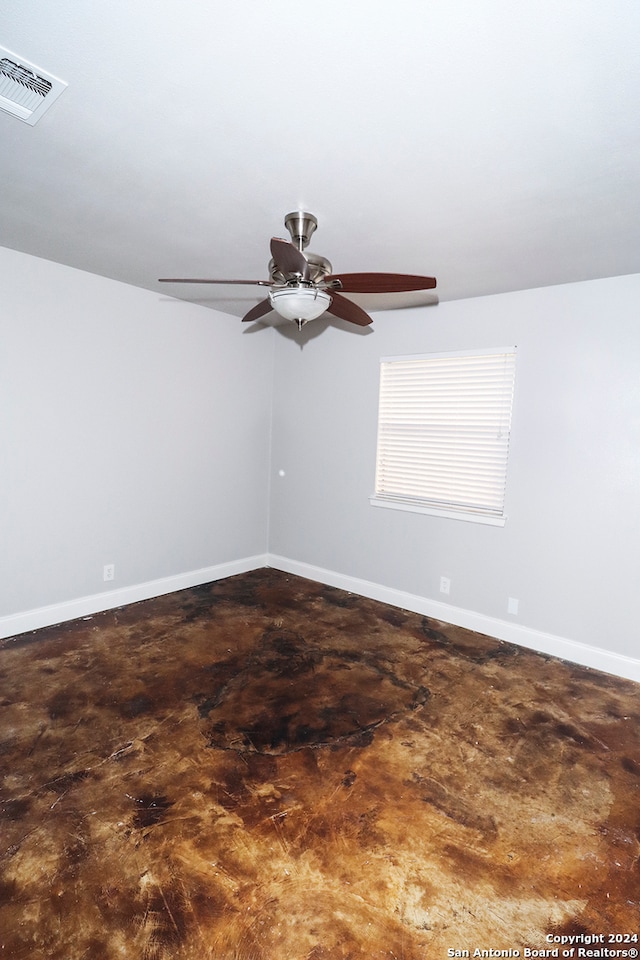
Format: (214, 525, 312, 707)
(373, 349, 517, 523)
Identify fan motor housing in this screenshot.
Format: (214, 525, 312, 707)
(269, 252, 332, 286)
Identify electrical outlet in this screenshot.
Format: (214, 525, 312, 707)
(439, 576, 451, 595)
(103, 564, 115, 582)
(508, 597, 519, 615)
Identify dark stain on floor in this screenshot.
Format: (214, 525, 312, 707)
(196, 626, 429, 756)
(0, 568, 638, 959)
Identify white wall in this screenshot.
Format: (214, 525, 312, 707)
(2, 249, 638, 680)
(0, 247, 272, 625)
(268, 274, 640, 674)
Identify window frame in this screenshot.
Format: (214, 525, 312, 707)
(370, 347, 517, 526)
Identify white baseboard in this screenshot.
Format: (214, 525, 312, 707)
(267, 554, 640, 684)
(4, 552, 638, 684)
(0, 554, 268, 641)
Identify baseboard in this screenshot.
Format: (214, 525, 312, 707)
(0, 554, 269, 641)
(4, 553, 638, 684)
(267, 554, 640, 684)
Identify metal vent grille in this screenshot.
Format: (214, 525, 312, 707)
(0, 47, 67, 125)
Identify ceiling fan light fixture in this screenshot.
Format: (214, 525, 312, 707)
(158, 211, 436, 331)
(269, 286, 332, 325)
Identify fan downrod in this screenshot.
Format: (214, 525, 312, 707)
(284, 211, 318, 251)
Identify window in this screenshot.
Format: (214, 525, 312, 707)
(371, 348, 517, 525)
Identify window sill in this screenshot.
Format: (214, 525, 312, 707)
(369, 496, 507, 527)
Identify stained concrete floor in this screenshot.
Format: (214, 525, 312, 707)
(0, 568, 638, 959)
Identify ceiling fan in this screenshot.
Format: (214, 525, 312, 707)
(159, 212, 437, 330)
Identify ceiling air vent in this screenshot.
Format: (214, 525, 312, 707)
(0, 46, 67, 125)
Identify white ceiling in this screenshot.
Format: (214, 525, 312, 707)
(2, 0, 639, 317)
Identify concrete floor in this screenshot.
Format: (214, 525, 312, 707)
(1, 569, 638, 959)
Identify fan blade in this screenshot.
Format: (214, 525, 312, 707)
(327, 291, 373, 327)
(270, 238, 310, 280)
(241, 298, 274, 323)
(329, 272, 437, 294)
(158, 278, 273, 285)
